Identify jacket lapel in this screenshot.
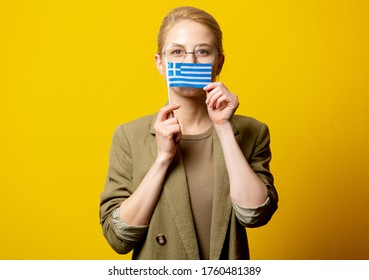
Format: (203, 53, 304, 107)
(149, 116, 200, 259)
(210, 122, 239, 259)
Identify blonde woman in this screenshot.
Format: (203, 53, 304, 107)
(100, 6, 278, 260)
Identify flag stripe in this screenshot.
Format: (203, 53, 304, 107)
(168, 71, 211, 77)
(169, 77, 212, 81)
(180, 65, 212, 69)
(169, 81, 210, 85)
(168, 82, 208, 88)
(181, 71, 212, 74)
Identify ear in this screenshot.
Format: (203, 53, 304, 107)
(155, 53, 165, 76)
(215, 54, 225, 76)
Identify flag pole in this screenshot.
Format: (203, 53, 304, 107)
(165, 58, 174, 118)
(165, 58, 171, 105)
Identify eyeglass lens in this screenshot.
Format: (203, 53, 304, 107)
(165, 44, 215, 63)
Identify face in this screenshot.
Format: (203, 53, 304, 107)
(155, 20, 224, 97)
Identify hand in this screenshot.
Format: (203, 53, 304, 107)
(204, 82, 239, 125)
(154, 104, 182, 163)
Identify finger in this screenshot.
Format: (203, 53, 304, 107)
(155, 117, 177, 133)
(208, 90, 224, 108)
(205, 82, 230, 103)
(203, 82, 223, 92)
(157, 104, 181, 122)
(161, 117, 180, 126)
(162, 124, 181, 139)
(154, 117, 181, 139)
(174, 129, 182, 145)
(205, 87, 221, 104)
(215, 95, 227, 109)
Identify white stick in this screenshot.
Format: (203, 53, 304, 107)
(165, 59, 174, 118)
(165, 58, 171, 105)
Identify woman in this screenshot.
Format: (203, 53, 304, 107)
(100, 6, 278, 260)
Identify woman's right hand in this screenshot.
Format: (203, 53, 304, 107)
(117, 104, 182, 227)
(154, 104, 182, 163)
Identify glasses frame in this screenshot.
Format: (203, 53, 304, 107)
(161, 43, 218, 64)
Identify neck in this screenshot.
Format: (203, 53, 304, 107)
(170, 92, 212, 135)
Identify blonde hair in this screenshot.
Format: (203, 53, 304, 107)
(157, 6, 224, 57)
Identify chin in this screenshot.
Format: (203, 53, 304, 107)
(172, 87, 204, 98)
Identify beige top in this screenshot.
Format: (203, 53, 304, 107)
(180, 126, 214, 260)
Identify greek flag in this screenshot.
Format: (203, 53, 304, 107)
(167, 62, 212, 88)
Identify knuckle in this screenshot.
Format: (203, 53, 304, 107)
(154, 123, 161, 131)
(159, 107, 168, 114)
(163, 130, 172, 138)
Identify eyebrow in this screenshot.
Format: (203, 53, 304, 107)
(165, 43, 213, 49)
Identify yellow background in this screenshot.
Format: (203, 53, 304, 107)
(1, 0, 368, 259)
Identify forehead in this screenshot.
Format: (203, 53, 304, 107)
(164, 20, 215, 48)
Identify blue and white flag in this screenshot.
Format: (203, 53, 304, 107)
(167, 62, 212, 88)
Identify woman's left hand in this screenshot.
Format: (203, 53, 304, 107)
(204, 82, 239, 125)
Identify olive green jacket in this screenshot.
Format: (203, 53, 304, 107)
(100, 114, 278, 259)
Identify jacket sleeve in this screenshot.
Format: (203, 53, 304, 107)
(241, 122, 278, 228)
(99, 125, 147, 254)
(232, 197, 271, 226)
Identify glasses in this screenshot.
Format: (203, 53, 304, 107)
(162, 43, 217, 64)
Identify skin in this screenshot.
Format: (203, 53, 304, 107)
(119, 19, 269, 226)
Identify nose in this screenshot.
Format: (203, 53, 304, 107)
(184, 51, 196, 63)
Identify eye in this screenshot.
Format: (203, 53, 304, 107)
(195, 48, 211, 57)
(170, 48, 185, 56)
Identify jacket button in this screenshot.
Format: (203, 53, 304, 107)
(156, 234, 166, 245)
